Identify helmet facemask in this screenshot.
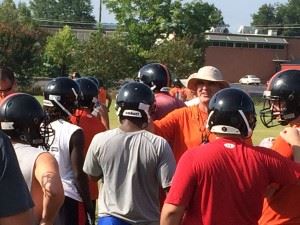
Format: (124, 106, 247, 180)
(260, 90, 298, 128)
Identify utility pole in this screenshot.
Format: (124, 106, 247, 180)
(99, 0, 102, 23)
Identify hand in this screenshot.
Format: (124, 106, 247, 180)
(280, 127, 300, 146)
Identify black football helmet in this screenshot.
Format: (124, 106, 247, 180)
(172, 78, 184, 88)
(43, 77, 80, 117)
(207, 88, 256, 138)
(137, 63, 171, 92)
(75, 78, 98, 108)
(87, 77, 100, 88)
(260, 69, 300, 127)
(116, 81, 155, 124)
(0, 93, 54, 148)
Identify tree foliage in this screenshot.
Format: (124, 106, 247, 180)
(0, 0, 44, 88)
(104, 0, 223, 51)
(30, 0, 96, 24)
(44, 25, 79, 76)
(74, 31, 145, 86)
(252, 0, 300, 36)
(146, 36, 204, 78)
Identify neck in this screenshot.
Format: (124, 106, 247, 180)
(198, 102, 209, 113)
(119, 119, 144, 132)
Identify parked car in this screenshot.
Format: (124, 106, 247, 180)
(239, 75, 261, 85)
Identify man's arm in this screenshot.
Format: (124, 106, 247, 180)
(69, 129, 95, 224)
(280, 127, 300, 162)
(160, 203, 185, 225)
(34, 152, 64, 225)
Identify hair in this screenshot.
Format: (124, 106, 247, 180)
(0, 67, 15, 83)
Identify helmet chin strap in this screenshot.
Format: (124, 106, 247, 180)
(238, 110, 252, 137)
(53, 98, 72, 117)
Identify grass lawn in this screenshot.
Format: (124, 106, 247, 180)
(37, 96, 283, 146)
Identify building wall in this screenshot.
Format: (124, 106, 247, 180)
(204, 46, 287, 84)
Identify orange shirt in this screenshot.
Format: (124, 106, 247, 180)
(98, 87, 107, 105)
(259, 126, 300, 225)
(154, 105, 215, 162)
(70, 108, 107, 200)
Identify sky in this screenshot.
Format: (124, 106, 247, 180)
(15, 0, 288, 33)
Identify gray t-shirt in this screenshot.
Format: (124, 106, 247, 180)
(83, 128, 176, 225)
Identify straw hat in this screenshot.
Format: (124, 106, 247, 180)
(187, 66, 229, 91)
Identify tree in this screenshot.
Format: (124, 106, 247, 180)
(44, 25, 79, 76)
(251, 4, 277, 34)
(0, 0, 44, 88)
(103, 0, 223, 51)
(252, 0, 300, 36)
(74, 30, 145, 86)
(146, 36, 204, 78)
(30, 0, 96, 25)
(171, 0, 224, 37)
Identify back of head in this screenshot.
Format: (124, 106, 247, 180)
(43, 77, 80, 119)
(260, 69, 300, 127)
(207, 88, 256, 138)
(75, 78, 98, 109)
(137, 63, 171, 92)
(0, 93, 53, 148)
(87, 76, 100, 88)
(116, 81, 155, 128)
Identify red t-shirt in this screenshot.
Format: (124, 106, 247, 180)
(153, 92, 186, 120)
(70, 108, 106, 199)
(165, 138, 300, 225)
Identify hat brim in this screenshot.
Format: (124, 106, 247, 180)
(187, 78, 229, 91)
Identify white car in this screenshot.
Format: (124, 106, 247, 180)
(239, 75, 261, 85)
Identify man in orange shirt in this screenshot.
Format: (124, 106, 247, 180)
(70, 77, 107, 222)
(152, 66, 229, 162)
(259, 69, 300, 225)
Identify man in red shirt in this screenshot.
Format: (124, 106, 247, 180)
(137, 63, 186, 120)
(161, 88, 300, 225)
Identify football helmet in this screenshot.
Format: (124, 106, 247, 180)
(116, 81, 155, 124)
(87, 77, 100, 88)
(43, 77, 80, 117)
(75, 78, 98, 108)
(0, 93, 54, 148)
(172, 78, 184, 88)
(260, 69, 300, 127)
(137, 63, 171, 92)
(207, 88, 256, 138)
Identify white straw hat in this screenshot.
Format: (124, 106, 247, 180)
(187, 66, 229, 91)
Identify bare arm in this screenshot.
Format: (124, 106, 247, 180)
(69, 129, 95, 224)
(160, 203, 185, 225)
(280, 127, 300, 162)
(0, 209, 34, 225)
(35, 152, 64, 225)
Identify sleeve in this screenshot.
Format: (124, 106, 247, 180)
(263, 149, 300, 184)
(0, 132, 34, 217)
(165, 150, 196, 207)
(153, 109, 181, 143)
(157, 140, 176, 189)
(83, 135, 103, 178)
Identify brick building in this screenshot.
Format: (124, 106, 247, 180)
(204, 32, 300, 84)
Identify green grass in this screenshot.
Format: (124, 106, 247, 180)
(37, 97, 283, 146)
